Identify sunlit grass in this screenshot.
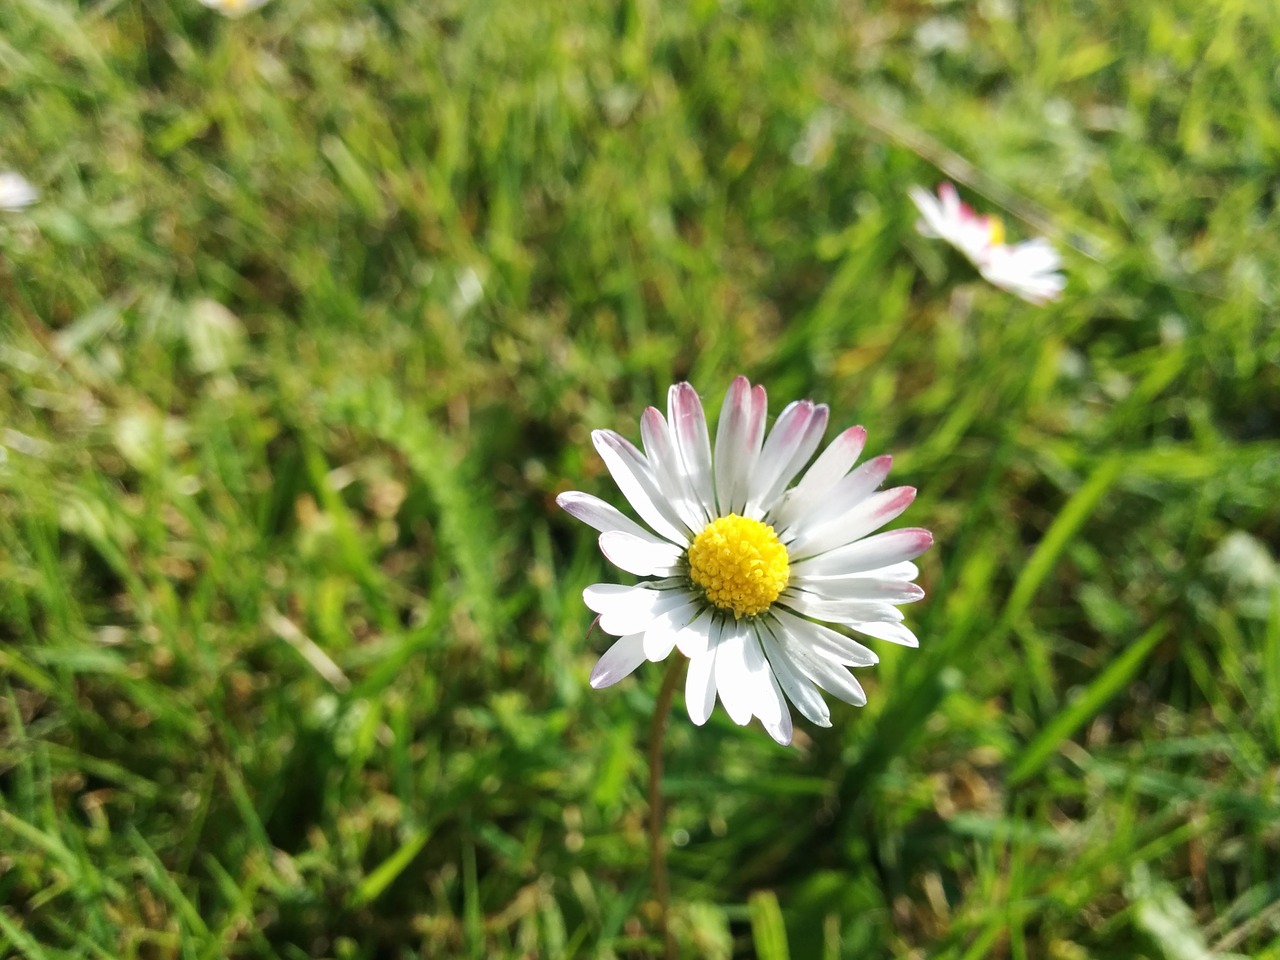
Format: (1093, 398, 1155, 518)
(2, 1, 1279, 957)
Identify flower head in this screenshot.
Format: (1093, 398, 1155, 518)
(197, 0, 273, 17)
(910, 181, 1065, 305)
(0, 172, 38, 212)
(558, 377, 932, 745)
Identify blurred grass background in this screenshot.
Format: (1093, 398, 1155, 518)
(2, 0, 1279, 957)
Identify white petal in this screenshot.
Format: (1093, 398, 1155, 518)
(674, 610, 715, 659)
(790, 528, 933, 578)
(643, 599, 700, 661)
(771, 425, 867, 529)
(779, 589, 915, 623)
(592, 430, 691, 545)
(760, 673, 794, 745)
(909, 185, 948, 239)
(773, 619, 867, 706)
(787, 486, 918, 560)
(685, 619, 723, 726)
(589, 632, 648, 688)
(641, 407, 704, 532)
(713, 620, 753, 725)
(713, 377, 767, 515)
(601, 588, 690, 637)
(597, 530, 683, 577)
(848, 619, 920, 647)
(770, 608, 878, 666)
(745, 400, 829, 519)
(779, 454, 893, 542)
(787, 573, 924, 604)
(667, 383, 716, 524)
(558, 491, 656, 540)
(742, 626, 783, 727)
(585, 583, 665, 635)
(0, 172, 38, 212)
(759, 621, 831, 727)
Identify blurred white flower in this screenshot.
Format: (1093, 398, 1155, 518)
(198, 0, 273, 17)
(559, 376, 932, 745)
(0, 172, 38, 212)
(910, 182, 1065, 305)
(979, 237, 1067, 306)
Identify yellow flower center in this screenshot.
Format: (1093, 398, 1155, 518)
(987, 217, 1006, 247)
(687, 514, 790, 619)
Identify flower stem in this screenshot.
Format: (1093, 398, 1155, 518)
(648, 656, 684, 960)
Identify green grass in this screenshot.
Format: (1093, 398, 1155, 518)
(2, 0, 1279, 957)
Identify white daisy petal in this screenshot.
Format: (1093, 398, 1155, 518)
(745, 400, 829, 519)
(199, 0, 273, 16)
(741, 627, 784, 727)
(790, 528, 933, 578)
(713, 620, 754, 725)
(557, 491, 657, 540)
(780, 454, 894, 542)
(667, 383, 716, 523)
(589, 632, 648, 688)
(674, 609, 715, 659)
(0, 172, 38, 212)
(597, 530, 683, 577)
(774, 619, 868, 707)
(787, 486, 918, 560)
(758, 403, 829, 512)
(759, 621, 831, 727)
(770, 608, 878, 666)
(640, 407, 704, 532)
(685, 620, 723, 726)
(780, 589, 916, 623)
(585, 583, 662, 633)
(596, 587, 689, 638)
(847, 619, 920, 648)
(978, 240, 1067, 305)
(643, 599, 700, 661)
(909, 185, 947, 239)
(772, 425, 867, 529)
(787, 573, 924, 604)
(592, 429, 691, 545)
(714, 377, 767, 515)
(760, 671, 794, 745)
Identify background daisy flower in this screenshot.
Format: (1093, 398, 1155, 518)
(197, 0, 273, 17)
(0, 172, 38, 211)
(910, 181, 1065, 305)
(559, 377, 932, 746)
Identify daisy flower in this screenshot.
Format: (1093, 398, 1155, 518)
(558, 377, 932, 745)
(976, 236, 1066, 306)
(197, 0, 273, 17)
(909, 181, 1065, 305)
(0, 172, 38, 212)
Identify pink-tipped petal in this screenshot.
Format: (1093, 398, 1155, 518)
(640, 407, 703, 532)
(790, 528, 933, 578)
(787, 486, 918, 560)
(774, 425, 868, 528)
(779, 454, 894, 542)
(592, 430, 691, 545)
(557, 491, 654, 540)
(667, 383, 716, 523)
